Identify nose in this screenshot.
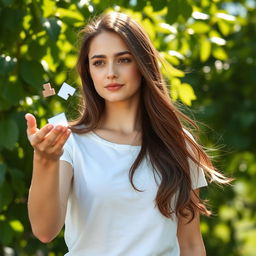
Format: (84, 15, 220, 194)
(107, 63, 118, 79)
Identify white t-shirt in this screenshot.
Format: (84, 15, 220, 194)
(60, 131, 207, 256)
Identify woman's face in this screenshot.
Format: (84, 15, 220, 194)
(88, 31, 142, 104)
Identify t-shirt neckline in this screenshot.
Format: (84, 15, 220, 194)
(89, 131, 142, 150)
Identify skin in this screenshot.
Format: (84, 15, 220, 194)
(88, 31, 142, 105)
(88, 31, 143, 143)
(177, 189, 206, 256)
(25, 113, 73, 242)
(26, 30, 206, 254)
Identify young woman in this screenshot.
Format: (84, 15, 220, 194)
(25, 12, 229, 256)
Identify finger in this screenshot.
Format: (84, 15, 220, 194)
(30, 124, 55, 146)
(39, 125, 67, 148)
(25, 113, 38, 136)
(51, 129, 71, 153)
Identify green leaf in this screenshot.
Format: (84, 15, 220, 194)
(150, 0, 167, 11)
(2, 81, 25, 106)
(141, 18, 156, 40)
(0, 183, 13, 211)
(65, 27, 77, 44)
(55, 7, 84, 26)
(30, 0, 44, 32)
(64, 54, 77, 68)
(213, 223, 230, 243)
(167, 0, 179, 24)
(42, 17, 61, 42)
(133, 0, 147, 11)
(9, 220, 24, 233)
(161, 51, 184, 71)
(27, 40, 47, 60)
(161, 57, 185, 78)
(0, 97, 12, 111)
(189, 21, 211, 33)
(10, 168, 25, 195)
(0, 164, 6, 186)
(0, 119, 19, 150)
(212, 47, 228, 60)
(42, 0, 56, 17)
(0, 0, 14, 6)
(200, 37, 211, 62)
(0, 8, 24, 51)
(218, 20, 231, 36)
(241, 112, 256, 128)
(179, 0, 193, 20)
(19, 60, 45, 88)
(10, 111, 28, 147)
(0, 221, 14, 244)
(0, 56, 17, 75)
(170, 78, 181, 101)
(201, 0, 210, 7)
(178, 83, 197, 106)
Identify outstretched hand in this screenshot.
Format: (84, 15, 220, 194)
(25, 113, 71, 160)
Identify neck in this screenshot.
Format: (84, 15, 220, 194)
(99, 99, 141, 134)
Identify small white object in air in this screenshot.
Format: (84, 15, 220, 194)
(48, 112, 68, 126)
(57, 82, 76, 100)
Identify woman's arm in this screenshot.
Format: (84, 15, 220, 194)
(177, 189, 206, 256)
(25, 113, 73, 243)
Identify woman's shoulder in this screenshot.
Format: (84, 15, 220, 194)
(65, 124, 92, 145)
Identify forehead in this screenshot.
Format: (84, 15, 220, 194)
(88, 31, 129, 56)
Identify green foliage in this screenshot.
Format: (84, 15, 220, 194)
(0, 0, 255, 255)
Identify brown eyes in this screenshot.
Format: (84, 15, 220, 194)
(92, 60, 104, 66)
(92, 57, 132, 67)
(118, 57, 132, 63)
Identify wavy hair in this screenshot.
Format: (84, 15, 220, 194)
(71, 12, 230, 221)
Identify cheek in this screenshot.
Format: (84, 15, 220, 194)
(128, 66, 142, 85)
(89, 68, 98, 82)
(88, 69, 103, 96)
(89, 68, 103, 87)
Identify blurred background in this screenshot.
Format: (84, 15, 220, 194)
(0, 0, 255, 255)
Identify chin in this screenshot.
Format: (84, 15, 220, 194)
(105, 98, 126, 103)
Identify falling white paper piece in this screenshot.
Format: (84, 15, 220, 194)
(48, 112, 68, 126)
(57, 82, 76, 100)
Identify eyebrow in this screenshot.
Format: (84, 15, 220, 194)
(90, 51, 132, 60)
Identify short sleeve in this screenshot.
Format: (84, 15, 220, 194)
(60, 134, 73, 167)
(188, 158, 207, 189)
(183, 129, 208, 189)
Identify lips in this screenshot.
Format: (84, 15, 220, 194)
(105, 83, 124, 91)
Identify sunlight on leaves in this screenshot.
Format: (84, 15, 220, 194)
(9, 220, 24, 233)
(200, 36, 211, 62)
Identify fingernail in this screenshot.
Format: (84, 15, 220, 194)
(56, 126, 62, 131)
(47, 124, 53, 130)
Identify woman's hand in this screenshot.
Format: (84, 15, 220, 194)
(25, 113, 71, 161)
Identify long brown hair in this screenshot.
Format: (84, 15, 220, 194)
(72, 12, 230, 221)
